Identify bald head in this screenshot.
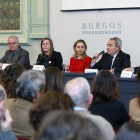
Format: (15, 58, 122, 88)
(64, 77, 90, 106)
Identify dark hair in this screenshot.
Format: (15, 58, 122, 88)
(40, 37, 54, 59)
(44, 66, 64, 92)
(114, 122, 140, 140)
(32, 111, 103, 140)
(136, 67, 140, 108)
(0, 63, 25, 98)
(73, 39, 87, 59)
(29, 91, 74, 131)
(91, 70, 119, 102)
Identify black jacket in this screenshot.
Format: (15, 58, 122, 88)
(36, 51, 63, 70)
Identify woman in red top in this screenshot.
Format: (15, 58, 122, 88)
(69, 39, 92, 73)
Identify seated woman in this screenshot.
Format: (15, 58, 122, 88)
(36, 37, 63, 70)
(69, 39, 92, 73)
(89, 70, 129, 132)
(129, 67, 140, 123)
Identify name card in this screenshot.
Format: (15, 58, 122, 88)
(33, 65, 45, 71)
(85, 69, 98, 74)
(2, 63, 11, 70)
(120, 71, 133, 78)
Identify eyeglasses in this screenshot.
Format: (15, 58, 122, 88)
(8, 42, 17, 45)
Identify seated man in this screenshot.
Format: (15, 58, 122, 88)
(0, 35, 30, 69)
(7, 70, 46, 139)
(90, 37, 131, 74)
(64, 77, 115, 140)
(0, 85, 17, 140)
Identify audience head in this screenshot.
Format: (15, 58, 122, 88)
(136, 67, 140, 108)
(73, 39, 87, 59)
(114, 122, 140, 140)
(107, 37, 122, 56)
(40, 37, 54, 58)
(29, 91, 74, 131)
(32, 111, 103, 140)
(64, 77, 92, 109)
(0, 85, 6, 119)
(16, 70, 46, 102)
(0, 63, 25, 99)
(44, 66, 64, 92)
(8, 35, 19, 52)
(91, 70, 119, 102)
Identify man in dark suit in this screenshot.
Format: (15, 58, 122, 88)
(0, 35, 30, 69)
(90, 37, 131, 74)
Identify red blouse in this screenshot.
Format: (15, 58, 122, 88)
(69, 56, 92, 73)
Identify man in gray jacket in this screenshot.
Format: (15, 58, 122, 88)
(0, 35, 30, 69)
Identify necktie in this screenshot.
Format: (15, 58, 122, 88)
(11, 53, 16, 60)
(109, 56, 114, 70)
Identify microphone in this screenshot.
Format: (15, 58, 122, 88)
(33, 55, 46, 65)
(92, 50, 105, 59)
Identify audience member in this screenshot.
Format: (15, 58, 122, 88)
(7, 70, 46, 139)
(44, 66, 64, 92)
(64, 77, 115, 140)
(0, 35, 30, 69)
(36, 37, 63, 70)
(90, 37, 131, 74)
(114, 122, 140, 140)
(129, 67, 140, 123)
(0, 63, 24, 98)
(69, 39, 92, 73)
(29, 91, 74, 131)
(32, 111, 104, 140)
(0, 85, 17, 140)
(89, 70, 129, 132)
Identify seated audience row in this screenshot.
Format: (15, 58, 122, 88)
(1, 63, 140, 139)
(0, 35, 132, 75)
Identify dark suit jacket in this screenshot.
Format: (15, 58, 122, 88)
(36, 50, 63, 70)
(90, 50, 131, 74)
(134, 67, 139, 74)
(0, 46, 30, 69)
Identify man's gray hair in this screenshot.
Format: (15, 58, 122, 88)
(8, 35, 19, 43)
(110, 37, 122, 49)
(64, 77, 90, 105)
(16, 70, 46, 101)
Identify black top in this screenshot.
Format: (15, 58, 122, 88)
(89, 100, 130, 132)
(36, 51, 63, 70)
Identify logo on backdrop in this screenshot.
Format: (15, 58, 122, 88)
(82, 22, 121, 35)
